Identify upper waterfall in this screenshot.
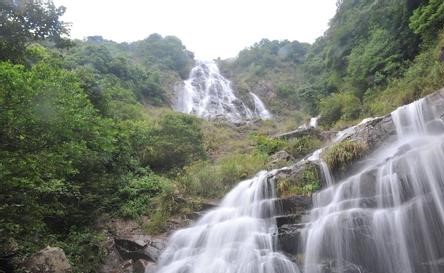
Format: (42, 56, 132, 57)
(174, 60, 271, 123)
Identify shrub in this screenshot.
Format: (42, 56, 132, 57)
(286, 136, 322, 159)
(118, 174, 168, 219)
(319, 92, 362, 128)
(145, 113, 206, 171)
(254, 134, 287, 155)
(323, 140, 368, 172)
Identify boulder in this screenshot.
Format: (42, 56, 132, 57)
(115, 235, 167, 262)
(133, 259, 155, 273)
(24, 246, 71, 273)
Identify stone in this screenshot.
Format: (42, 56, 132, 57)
(115, 235, 167, 262)
(133, 259, 154, 273)
(24, 246, 71, 273)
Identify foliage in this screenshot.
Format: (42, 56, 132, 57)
(318, 92, 362, 127)
(323, 140, 368, 172)
(410, 0, 444, 40)
(0, 0, 70, 62)
(178, 152, 267, 198)
(129, 33, 194, 79)
(56, 229, 106, 273)
(145, 113, 206, 172)
(218, 39, 309, 115)
(118, 174, 167, 219)
(277, 165, 321, 197)
(253, 135, 287, 155)
(286, 136, 322, 159)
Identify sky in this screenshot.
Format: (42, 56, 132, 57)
(53, 0, 338, 60)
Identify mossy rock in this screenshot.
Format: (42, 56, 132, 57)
(276, 163, 321, 197)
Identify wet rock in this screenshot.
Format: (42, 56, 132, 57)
(277, 224, 303, 254)
(275, 195, 312, 215)
(318, 260, 371, 273)
(115, 235, 167, 262)
(24, 246, 71, 273)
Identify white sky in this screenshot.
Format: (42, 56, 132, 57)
(53, 0, 338, 59)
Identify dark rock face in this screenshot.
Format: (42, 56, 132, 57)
(24, 246, 71, 273)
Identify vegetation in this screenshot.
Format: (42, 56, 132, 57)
(277, 165, 321, 197)
(223, 0, 444, 129)
(323, 140, 368, 172)
(286, 136, 322, 159)
(2, 0, 444, 271)
(0, 0, 70, 63)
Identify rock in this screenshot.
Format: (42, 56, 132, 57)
(273, 127, 319, 140)
(115, 235, 167, 262)
(24, 246, 71, 273)
(267, 150, 295, 169)
(133, 259, 154, 273)
(275, 195, 312, 215)
(277, 224, 303, 255)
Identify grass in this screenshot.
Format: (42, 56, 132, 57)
(323, 140, 368, 172)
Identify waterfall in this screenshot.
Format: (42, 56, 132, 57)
(250, 92, 272, 120)
(155, 171, 300, 273)
(175, 60, 272, 122)
(301, 97, 444, 273)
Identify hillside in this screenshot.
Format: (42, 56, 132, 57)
(1, 0, 444, 272)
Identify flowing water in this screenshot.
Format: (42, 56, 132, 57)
(250, 92, 272, 120)
(175, 60, 271, 122)
(155, 171, 300, 273)
(301, 97, 444, 273)
(159, 94, 444, 273)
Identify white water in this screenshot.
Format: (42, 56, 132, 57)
(155, 171, 300, 273)
(301, 97, 444, 273)
(175, 60, 271, 122)
(250, 92, 272, 120)
(161, 93, 444, 273)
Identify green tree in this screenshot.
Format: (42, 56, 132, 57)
(0, 0, 70, 62)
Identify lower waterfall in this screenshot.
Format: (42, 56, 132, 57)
(155, 171, 299, 273)
(156, 93, 444, 273)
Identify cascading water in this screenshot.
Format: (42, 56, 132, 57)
(155, 171, 300, 273)
(175, 60, 271, 122)
(301, 97, 444, 273)
(250, 92, 272, 120)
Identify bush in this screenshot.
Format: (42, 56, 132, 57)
(323, 140, 368, 172)
(286, 136, 322, 159)
(118, 174, 168, 219)
(145, 113, 206, 172)
(254, 134, 287, 155)
(319, 92, 362, 128)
